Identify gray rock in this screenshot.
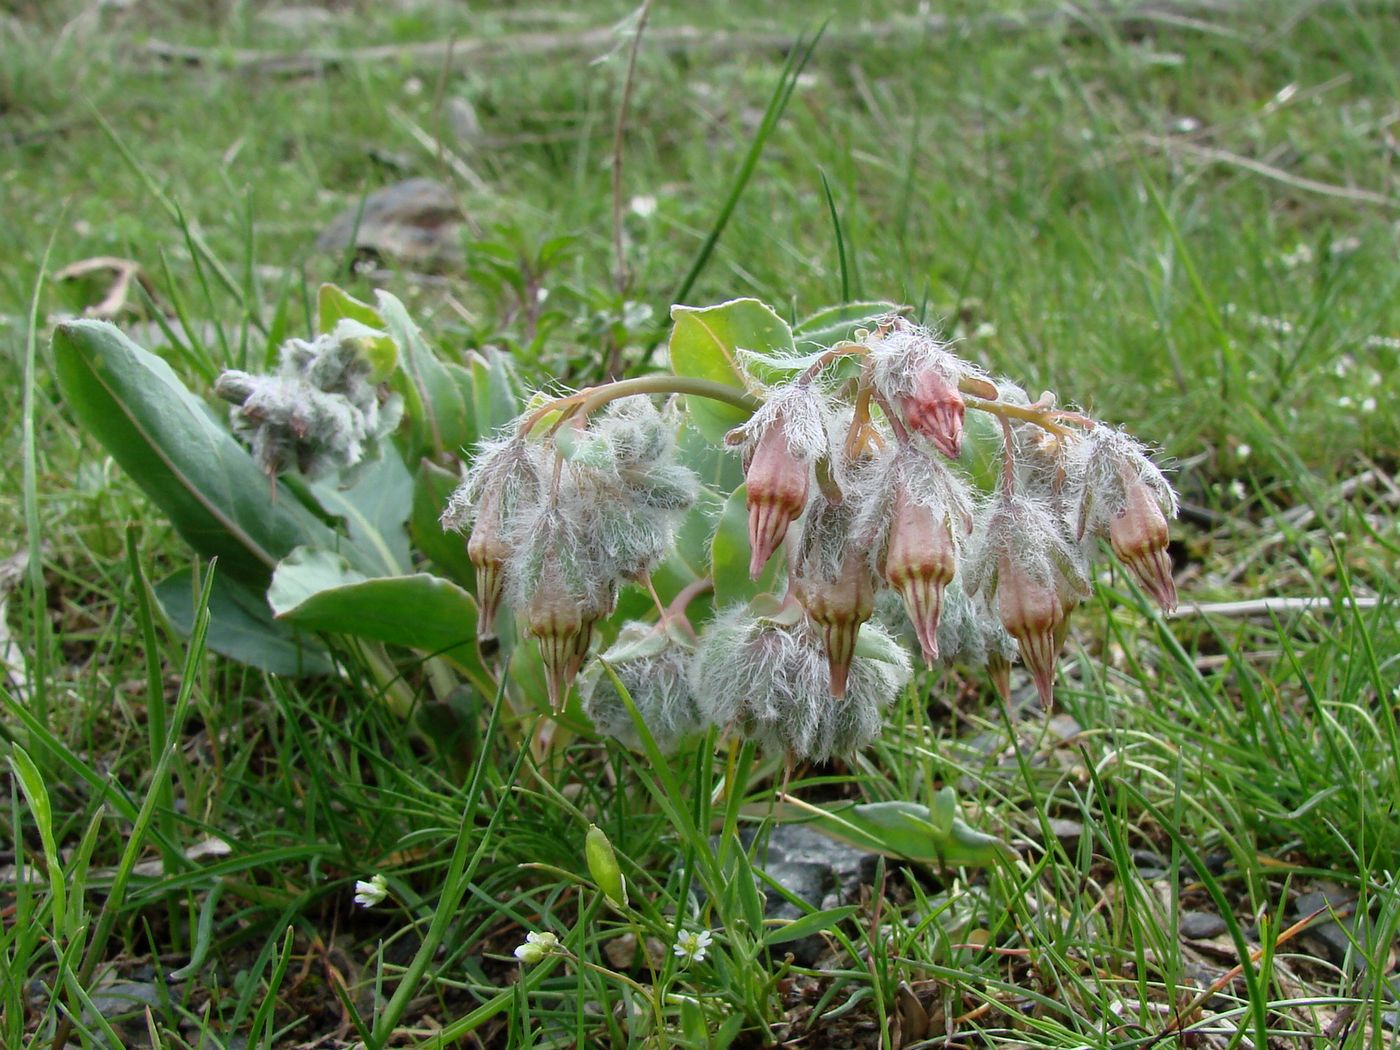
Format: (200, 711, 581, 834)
(690, 823, 877, 966)
(87, 980, 162, 1019)
(1180, 911, 1227, 940)
(1132, 849, 1170, 880)
(316, 179, 465, 272)
(1295, 889, 1357, 967)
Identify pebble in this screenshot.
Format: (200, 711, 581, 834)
(1179, 910, 1227, 940)
(315, 179, 466, 272)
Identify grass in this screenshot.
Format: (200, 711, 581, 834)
(3, 0, 1399, 1047)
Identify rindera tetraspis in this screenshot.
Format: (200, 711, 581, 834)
(438, 310, 1179, 763)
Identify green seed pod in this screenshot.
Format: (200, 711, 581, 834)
(585, 824, 628, 909)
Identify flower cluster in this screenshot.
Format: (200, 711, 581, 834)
(445, 312, 1178, 759)
(442, 396, 700, 708)
(215, 320, 402, 479)
(745, 318, 1175, 706)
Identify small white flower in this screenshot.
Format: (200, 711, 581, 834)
(629, 194, 658, 218)
(514, 930, 560, 965)
(353, 874, 388, 908)
(1236, 443, 1251, 460)
(672, 927, 712, 965)
(1361, 397, 1377, 413)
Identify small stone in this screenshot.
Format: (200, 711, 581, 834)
(1047, 818, 1084, 844)
(1180, 911, 1227, 940)
(87, 980, 162, 1020)
(1132, 849, 1170, 880)
(1044, 713, 1082, 741)
(1295, 889, 1357, 967)
(315, 179, 466, 272)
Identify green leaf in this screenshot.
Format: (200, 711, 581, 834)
(378, 291, 474, 458)
(309, 448, 414, 575)
(269, 547, 487, 686)
(792, 301, 904, 350)
(763, 905, 858, 946)
(316, 284, 397, 381)
(412, 459, 475, 586)
(469, 347, 526, 440)
(669, 299, 792, 441)
(958, 408, 1004, 494)
(711, 484, 783, 608)
(9, 744, 65, 938)
(53, 320, 336, 587)
(155, 568, 332, 676)
(771, 798, 1012, 868)
(676, 419, 743, 493)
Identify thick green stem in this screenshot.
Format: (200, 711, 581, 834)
(522, 375, 761, 434)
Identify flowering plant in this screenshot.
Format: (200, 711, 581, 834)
(442, 302, 1177, 761)
(54, 290, 1176, 776)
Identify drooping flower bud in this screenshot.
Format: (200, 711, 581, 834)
(994, 553, 1067, 706)
(442, 435, 545, 640)
(882, 489, 957, 665)
(466, 492, 510, 638)
(727, 381, 831, 579)
(866, 316, 986, 460)
(793, 497, 878, 697)
(1064, 427, 1178, 611)
(507, 497, 616, 710)
(899, 367, 965, 459)
(964, 493, 1090, 707)
(745, 421, 811, 578)
(1109, 477, 1177, 611)
(796, 550, 876, 698)
(527, 571, 607, 712)
(856, 446, 971, 667)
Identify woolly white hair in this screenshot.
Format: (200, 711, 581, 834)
(866, 317, 987, 404)
(936, 573, 1018, 666)
(962, 491, 1091, 604)
(1063, 427, 1178, 540)
(728, 380, 833, 466)
(216, 324, 403, 479)
(440, 434, 545, 532)
(852, 444, 974, 577)
(505, 499, 615, 616)
(558, 398, 700, 581)
(689, 608, 911, 761)
(578, 623, 700, 753)
(792, 492, 861, 584)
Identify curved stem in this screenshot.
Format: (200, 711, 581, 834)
(964, 395, 1074, 438)
(520, 375, 762, 435)
(664, 577, 714, 622)
(800, 341, 868, 381)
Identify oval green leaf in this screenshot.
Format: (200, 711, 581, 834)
(669, 299, 792, 441)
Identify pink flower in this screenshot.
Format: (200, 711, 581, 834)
(881, 490, 957, 665)
(745, 419, 811, 579)
(1109, 478, 1177, 611)
(898, 368, 965, 459)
